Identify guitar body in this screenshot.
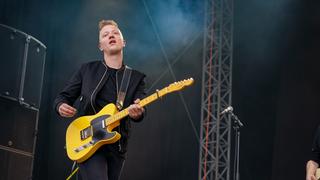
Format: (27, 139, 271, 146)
(66, 103, 121, 163)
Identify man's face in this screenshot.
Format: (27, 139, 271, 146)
(99, 25, 125, 54)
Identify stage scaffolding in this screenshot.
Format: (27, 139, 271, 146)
(199, 0, 234, 179)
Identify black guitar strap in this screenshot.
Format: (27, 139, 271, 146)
(116, 65, 132, 110)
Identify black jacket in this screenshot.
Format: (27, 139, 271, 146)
(53, 60, 146, 153)
(311, 125, 320, 164)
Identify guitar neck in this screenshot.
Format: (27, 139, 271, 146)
(106, 92, 160, 125)
(105, 78, 194, 125)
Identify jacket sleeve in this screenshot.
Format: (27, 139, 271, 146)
(311, 126, 320, 164)
(53, 65, 83, 115)
(129, 74, 147, 122)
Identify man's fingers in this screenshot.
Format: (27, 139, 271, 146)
(59, 103, 77, 117)
(63, 107, 76, 114)
(128, 104, 144, 118)
(134, 99, 140, 104)
(62, 104, 76, 113)
(60, 111, 72, 117)
(138, 106, 145, 113)
(61, 103, 77, 112)
(130, 104, 143, 112)
(62, 109, 74, 116)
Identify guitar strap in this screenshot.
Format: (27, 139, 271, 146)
(116, 65, 132, 110)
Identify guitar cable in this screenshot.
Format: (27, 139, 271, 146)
(66, 161, 79, 180)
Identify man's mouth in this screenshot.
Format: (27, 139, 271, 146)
(109, 40, 116, 45)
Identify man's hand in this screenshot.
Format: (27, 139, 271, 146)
(306, 160, 319, 180)
(58, 103, 77, 118)
(128, 99, 144, 120)
(306, 174, 317, 180)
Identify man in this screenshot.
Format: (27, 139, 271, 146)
(306, 126, 320, 180)
(54, 20, 146, 180)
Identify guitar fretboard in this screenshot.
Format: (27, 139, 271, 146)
(105, 92, 160, 125)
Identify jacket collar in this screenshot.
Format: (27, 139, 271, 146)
(101, 60, 125, 71)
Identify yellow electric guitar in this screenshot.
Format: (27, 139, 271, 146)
(65, 78, 194, 163)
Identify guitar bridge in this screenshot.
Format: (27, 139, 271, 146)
(74, 140, 95, 153)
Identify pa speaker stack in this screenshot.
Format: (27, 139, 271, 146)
(0, 24, 46, 180)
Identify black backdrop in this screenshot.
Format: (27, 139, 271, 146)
(1, 0, 320, 179)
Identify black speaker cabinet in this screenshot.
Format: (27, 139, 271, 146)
(0, 24, 46, 108)
(0, 97, 38, 180)
(0, 24, 45, 180)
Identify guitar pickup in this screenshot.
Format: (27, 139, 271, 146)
(80, 126, 93, 140)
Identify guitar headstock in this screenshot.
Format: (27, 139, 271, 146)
(164, 78, 194, 94)
(138, 78, 194, 106)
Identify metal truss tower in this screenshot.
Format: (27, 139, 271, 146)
(199, 0, 234, 179)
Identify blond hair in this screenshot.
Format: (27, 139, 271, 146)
(98, 20, 118, 31)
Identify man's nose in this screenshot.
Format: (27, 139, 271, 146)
(109, 34, 115, 39)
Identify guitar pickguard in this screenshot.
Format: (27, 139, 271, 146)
(90, 115, 116, 143)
